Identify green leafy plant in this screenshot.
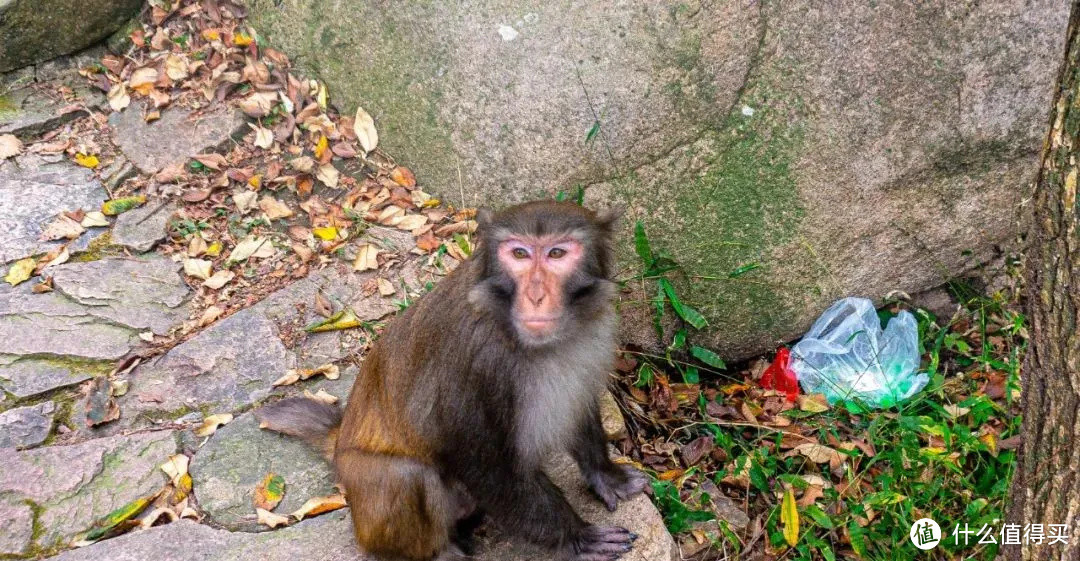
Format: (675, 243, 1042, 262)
(171, 218, 209, 237)
(620, 250, 1022, 559)
(630, 220, 725, 383)
(754, 291, 1023, 561)
(652, 478, 715, 533)
(554, 185, 585, 205)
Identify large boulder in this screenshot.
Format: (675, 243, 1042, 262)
(244, 0, 1069, 358)
(0, 0, 142, 72)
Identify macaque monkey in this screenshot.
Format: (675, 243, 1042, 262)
(256, 201, 647, 560)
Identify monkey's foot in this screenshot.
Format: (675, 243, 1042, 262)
(586, 464, 649, 512)
(566, 525, 637, 561)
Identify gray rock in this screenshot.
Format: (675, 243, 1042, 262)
(361, 226, 416, 254)
(101, 159, 137, 192)
(51, 256, 191, 335)
(0, 400, 55, 449)
(0, 256, 191, 366)
(246, 0, 750, 205)
(44, 516, 364, 561)
(277, 265, 419, 324)
(0, 290, 141, 361)
(45, 455, 675, 561)
(0, 496, 34, 556)
(32, 47, 110, 83)
(0, 154, 107, 264)
(0, 65, 35, 92)
(111, 263, 422, 430)
(0, 256, 191, 399)
(293, 330, 349, 370)
(0, 81, 106, 139)
(190, 411, 337, 531)
(910, 287, 959, 322)
(108, 102, 246, 174)
(477, 454, 678, 561)
(120, 309, 294, 428)
(0, 357, 97, 398)
(0, 430, 177, 549)
(710, 494, 750, 534)
(0, 0, 142, 72)
(598, 391, 627, 441)
(246, 0, 1068, 359)
(700, 479, 750, 533)
(110, 200, 177, 252)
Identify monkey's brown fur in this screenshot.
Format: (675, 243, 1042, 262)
(256, 201, 646, 561)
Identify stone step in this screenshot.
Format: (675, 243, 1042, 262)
(42, 454, 676, 561)
(0, 430, 179, 556)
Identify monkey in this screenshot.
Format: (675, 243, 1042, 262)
(256, 200, 647, 561)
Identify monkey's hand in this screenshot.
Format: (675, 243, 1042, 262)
(586, 464, 648, 512)
(566, 525, 637, 561)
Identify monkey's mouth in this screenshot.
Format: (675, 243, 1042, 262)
(518, 316, 560, 333)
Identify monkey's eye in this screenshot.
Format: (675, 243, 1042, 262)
(548, 247, 567, 259)
(511, 247, 530, 259)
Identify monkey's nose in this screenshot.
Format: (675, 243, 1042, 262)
(526, 285, 546, 306)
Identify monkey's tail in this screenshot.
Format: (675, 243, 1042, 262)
(254, 397, 342, 461)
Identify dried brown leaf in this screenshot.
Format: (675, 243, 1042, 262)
(314, 291, 333, 317)
(253, 473, 286, 511)
(353, 243, 379, 271)
(239, 92, 276, 118)
(40, 215, 85, 241)
(199, 305, 225, 326)
(377, 278, 395, 297)
(331, 141, 357, 159)
(434, 220, 477, 237)
(389, 166, 416, 188)
(290, 493, 347, 520)
(155, 162, 188, 183)
(85, 377, 119, 427)
(316, 163, 339, 188)
(203, 270, 235, 290)
(182, 189, 212, 203)
(352, 106, 378, 153)
(303, 389, 338, 404)
(194, 153, 228, 170)
(233, 190, 258, 214)
(183, 258, 212, 280)
(259, 196, 294, 220)
(787, 443, 843, 464)
(251, 123, 274, 149)
(256, 508, 290, 528)
(193, 413, 233, 437)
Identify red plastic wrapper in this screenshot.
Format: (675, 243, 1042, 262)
(760, 347, 799, 402)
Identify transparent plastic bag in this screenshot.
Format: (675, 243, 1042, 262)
(790, 297, 927, 409)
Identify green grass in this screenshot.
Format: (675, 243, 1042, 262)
(617, 218, 1024, 560)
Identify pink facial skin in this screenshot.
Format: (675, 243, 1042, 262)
(497, 237, 584, 338)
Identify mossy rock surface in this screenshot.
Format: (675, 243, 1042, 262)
(0, 0, 142, 72)
(244, 0, 1069, 358)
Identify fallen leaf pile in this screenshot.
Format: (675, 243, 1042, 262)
(82, 0, 477, 335)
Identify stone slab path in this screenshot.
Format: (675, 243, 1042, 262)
(0, 49, 677, 561)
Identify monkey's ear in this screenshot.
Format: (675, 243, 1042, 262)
(595, 204, 626, 229)
(476, 208, 495, 229)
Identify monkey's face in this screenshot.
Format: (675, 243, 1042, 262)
(468, 201, 621, 348)
(495, 235, 584, 344)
